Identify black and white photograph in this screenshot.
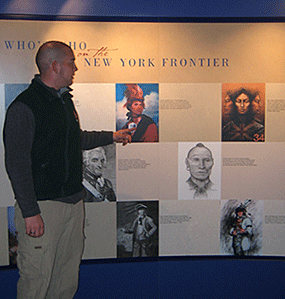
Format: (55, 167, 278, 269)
(178, 142, 221, 200)
(220, 199, 263, 256)
(83, 143, 116, 202)
(117, 201, 158, 258)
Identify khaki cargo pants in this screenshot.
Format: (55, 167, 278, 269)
(14, 200, 84, 299)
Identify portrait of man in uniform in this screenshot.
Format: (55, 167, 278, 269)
(83, 145, 116, 202)
(117, 201, 158, 258)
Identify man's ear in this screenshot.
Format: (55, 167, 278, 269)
(51, 60, 60, 74)
(185, 157, 190, 171)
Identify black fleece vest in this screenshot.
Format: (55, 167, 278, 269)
(15, 79, 83, 199)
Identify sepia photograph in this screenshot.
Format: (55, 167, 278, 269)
(222, 83, 265, 142)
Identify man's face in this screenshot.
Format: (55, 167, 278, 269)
(87, 150, 106, 177)
(186, 147, 214, 181)
(57, 48, 78, 88)
(235, 93, 250, 115)
(137, 209, 146, 218)
(130, 100, 144, 117)
(223, 95, 233, 115)
(252, 94, 261, 114)
(237, 211, 244, 217)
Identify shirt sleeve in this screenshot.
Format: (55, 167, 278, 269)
(80, 130, 114, 150)
(3, 102, 41, 218)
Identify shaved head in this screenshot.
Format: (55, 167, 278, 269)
(35, 41, 73, 74)
(186, 142, 212, 159)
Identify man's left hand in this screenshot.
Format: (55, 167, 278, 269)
(113, 128, 136, 146)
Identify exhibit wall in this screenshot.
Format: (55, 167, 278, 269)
(1, 19, 285, 266)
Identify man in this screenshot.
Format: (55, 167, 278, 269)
(3, 41, 134, 299)
(229, 200, 253, 256)
(121, 84, 158, 142)
(128, 203, 157, 257)
(184, 143, 215, 199)
(83, 146, 116, 202)
(222, 93, 234, 127)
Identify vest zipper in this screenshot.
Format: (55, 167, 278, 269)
(61, 98, 70, 196)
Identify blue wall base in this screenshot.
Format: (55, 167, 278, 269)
(2, 258, 284, 299)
